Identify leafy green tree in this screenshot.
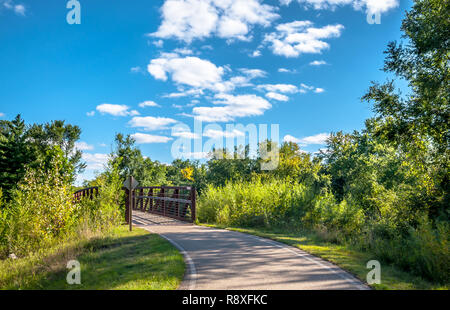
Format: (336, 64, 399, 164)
(207, 145, 258, 187)
(0, 115, 34, 199)
(110, 133, 168, 186)
(27, 120, 84, 183)
(362, 0, 449, 220)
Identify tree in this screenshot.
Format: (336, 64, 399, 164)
(0, 115, 34, 198)
(27, 120, 85, 180)
(110, 133, 168, 186)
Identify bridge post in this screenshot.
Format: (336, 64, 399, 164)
(124, 188, 130, 224)
(191, 187, 196, 223)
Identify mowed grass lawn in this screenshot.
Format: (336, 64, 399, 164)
(200, 224, 448, 290)
(0, 226, 185, 290)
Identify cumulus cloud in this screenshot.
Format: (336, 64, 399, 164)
(264, 20, 344, 57)
(192, 93, 271, 122)
(131, 133, 173, 144)
(150, 0, 279, 43)
(280, 0, 399, 15)
(148, 53, 266, 97)
(283, 134, 301, 143)
(138, 101, 161, 108)
(129, 116, 178, 131)
(265, 92, 289, 101)
(257, 83, 299, 93)
(278, 68, 296, 73)
(148, 55, 225, 89)
(3, 1, 26, 16)
(314, 87, 325, 93)
(310, 60, 327, 66)
(203, 128, 245, 138)
(75, 141, 94, 151)
(172, 129, 200, 139)
(96, 104, 140, 117)
(82, 153, 109, 170)
(283, 133, 330, 145)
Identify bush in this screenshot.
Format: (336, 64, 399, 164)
(0, 149, 123, 259)
(198, 178, 319, 228)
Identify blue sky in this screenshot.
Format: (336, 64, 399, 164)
(0, 0, 412, 183)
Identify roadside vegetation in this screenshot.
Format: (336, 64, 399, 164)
(0, 226, 185, 290)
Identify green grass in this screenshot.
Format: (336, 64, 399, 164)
(199, 224, 448, 290)
(0, 225, 185, 290)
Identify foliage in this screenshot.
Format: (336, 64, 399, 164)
(0, 147, 122, 259)
(0, 115, 83, 199)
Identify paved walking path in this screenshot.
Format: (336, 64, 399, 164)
(132, 211, 369, 290)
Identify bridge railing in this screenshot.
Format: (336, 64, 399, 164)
(73, 187, 99, 203)
(125, 186, 196, 223)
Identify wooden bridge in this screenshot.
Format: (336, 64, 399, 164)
(125, 185, 196, 223)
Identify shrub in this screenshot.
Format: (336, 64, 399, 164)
(0, 149, 123, 259)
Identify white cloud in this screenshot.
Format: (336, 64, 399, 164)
(310, 60, 327, 66)
(299, 83, 324, 94)
(280, 0, 399, 15)
(314, 87, 325, 93)
(257, 83, 298, 93)
(148, 55, 224, 89)
(173, 47, 194, 55)
(129, 116, 178, 131)
(148, 54, 266, 96)
(82, 153, 109, 170)
(13, 4, 24, 15)
(130, 66, 143, 73)
(192, 93, 271, 122)
(250, 50, 262, 57)
(131, 133, 173, 144)
(86, 111, 95, 117)
(278, 68, 296, 73)
(153, 40, 164, 48)
(75, 141, 94, 151)
(138, 100, 161, 108)
(203, 129, 245, 139)
(284, 133, 330, 145)
(265, 92, 289, 102)
(150, 0, 279, 43)
(96, 104, 140, 117)
(163, 88, 205, 98)
(172, 129, 200, 139)
(264, 21, 344, 57)
(283, 135, 301, 143)
(3, 1, 25, 15)
(239, 68, 267, 79)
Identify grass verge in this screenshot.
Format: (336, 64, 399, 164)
(0, 225, 185, 290)
(200, 224, 448, 290)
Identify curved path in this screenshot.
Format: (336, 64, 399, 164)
(132, 211, 369, 290)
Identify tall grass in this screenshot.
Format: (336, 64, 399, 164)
(0, 157, 123, 259)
